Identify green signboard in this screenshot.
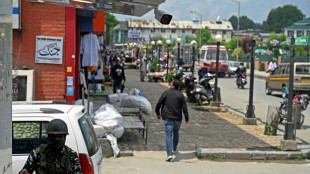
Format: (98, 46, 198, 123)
(281, 37, 309, 46)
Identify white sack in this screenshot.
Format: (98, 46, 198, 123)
(111, 126, 124, 138)
(107, 93, 128, 106)
(93, 125, 107, 138)
(91, 104, 123, 129)
(129, 88, 140, 96)
(106, 134, 120, 157)
(120, 96, 152, 115)
(75, 99, 93, 115)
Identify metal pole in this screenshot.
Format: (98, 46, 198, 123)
(245, 40, 256, 118)
(167, 45, 170, 77)
(192, 45, 195, 74)
(199, 14, 202, 67)
(284, 37, 295, 140)
(237, 1, 240, 62)
(158, 45, 161, 71)
(213, 41, 220, 101)
(178, 42, 180, 69)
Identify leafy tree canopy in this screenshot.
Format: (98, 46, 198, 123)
(262, 4, 305, 33)
(195, 26, 211, 47)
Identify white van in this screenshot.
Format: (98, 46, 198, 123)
(199, 45, 229, 77)
(12, 101, 103, 174)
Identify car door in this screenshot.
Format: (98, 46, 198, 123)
(268, 66, 281, 90)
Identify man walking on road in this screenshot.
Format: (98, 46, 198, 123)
(155, 79, 189, 162)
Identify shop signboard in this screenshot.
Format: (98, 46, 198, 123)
(35, 36, 63, 64)
(270, 39, 280, 47)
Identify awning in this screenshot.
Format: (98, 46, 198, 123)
(26, 0, 166, 16)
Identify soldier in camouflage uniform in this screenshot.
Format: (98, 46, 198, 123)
(19, 119, 82, 174)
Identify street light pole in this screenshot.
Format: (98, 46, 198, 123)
(214, 34, 222, 101)
(190, 11, 202, 66)
(245, 39, 256, 118)
(177, 38, 181, 69)
(232, 0, 240, 62)
(190, 40, 197, 75)
(157, 40, 162, 72)
(151, 41, 155, 61)
(166, 40, 171, 78)
(284, 37, 296, 140)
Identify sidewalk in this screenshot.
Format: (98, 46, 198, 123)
(90, 69, 310, 160)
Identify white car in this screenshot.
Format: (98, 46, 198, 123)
(12, 101, 103, 174)
(227, 61, 240, 77)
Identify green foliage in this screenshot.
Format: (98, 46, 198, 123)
(259, 62, 265, 71)
(232, 47, 244, 61)
(225, 38, 237, 51)
(270, 145, 281, 151)
(203, 154, 215, 160)
(295, 46, 307, 56)
(106, 13, 119, 46)
(266, 32, 278, 49)
(256, 41, 263, 48)
(150, 58, 159, 72)
(105, 154, 110, 158)
(279, 33, 287, 43)
(273, 48, 279, 58)
(166, 71, 175, 83)
(296, 155, 305, 160)
(262, 5, 305, 32)
(195, 27, 211, 47)
(229, 15, 238, 30)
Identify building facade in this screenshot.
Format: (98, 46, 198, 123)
(114, 19, 233, 45)
(284, 18, 310, 38)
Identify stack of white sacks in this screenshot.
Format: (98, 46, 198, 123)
(91, 88, 152, 157)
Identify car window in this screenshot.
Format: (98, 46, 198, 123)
(279, 66, 286, 74)
(273, 67, 280, 75)
(296, 65, 310, 75)
(78, 114, 100, 156)
(12, 122, 49, 154)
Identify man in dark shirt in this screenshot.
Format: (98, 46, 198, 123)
(111, 58, 126, 93)
(155, 79, 189, 162)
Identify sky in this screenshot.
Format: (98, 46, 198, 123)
(113, 0, 310, 24)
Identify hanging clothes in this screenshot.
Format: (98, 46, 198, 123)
(80, 33, 100, 67)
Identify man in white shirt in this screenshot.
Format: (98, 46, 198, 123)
(267, 58, 277, 73)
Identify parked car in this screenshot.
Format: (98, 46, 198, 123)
(265, 62, 310, 98)
(227, 61, 240, 77)
(12, 101, 103, 174)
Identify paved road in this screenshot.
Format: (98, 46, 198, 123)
(218, 76, 310, 143)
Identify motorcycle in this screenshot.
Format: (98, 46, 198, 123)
(277, 95, 309, 129)
(184, 74, 197, 102)
(236, 73, 247, 89)
(173, 68, 187, 90)
(193, 73, 214, 105)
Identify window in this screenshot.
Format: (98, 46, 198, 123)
(12, 121, 49, 154)
(297, 30, 304, 36)
(223, 30, 226, 34)
(79, 114, 100, 156)
(212, 30, 216, 34)
(296, 65, 310, 75)
(192, 29, 196, 34)
(287, 30, 294, 37)
(151, 28, 155, 33)
(273, 67, 280, 75)
(307, 31, 310, 36)
(206, 49, 227, 60)
(182, 29, 185, 33)
(171, 29, 176, 33)
(161, 28, 165, 32)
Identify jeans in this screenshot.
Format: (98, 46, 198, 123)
(113, 78, 123, 93)
(164, 120, 182, 156)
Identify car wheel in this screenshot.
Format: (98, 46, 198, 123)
(282, 87, 287, 98)
(197, 98, 203, 106)
(265, 83, 272, 95)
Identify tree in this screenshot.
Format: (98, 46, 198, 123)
(229, 15, 238, 30)
(106, 13, 119, 46)
(224, 38, 237, 51)
(232, 47, 244, 61)
(262, 5, 305, 33)
(266, 32, 278, 49)
(239, 16, 255, 30)
(195, 26, 211, 46)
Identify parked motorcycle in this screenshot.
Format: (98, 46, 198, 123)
(193, 73, 214, 105)
(173, 68, 187, 90)
(184, 74, 197, 102)
(277, 95, 309, 129)
(236, 73, 247, 89)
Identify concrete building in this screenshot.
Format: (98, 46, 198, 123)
(284, 18, 310, 38)
(114, 21, 129, 44)
(114, 19, 233, 45)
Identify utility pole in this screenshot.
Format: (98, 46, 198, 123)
(232, 0, 240, 62)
